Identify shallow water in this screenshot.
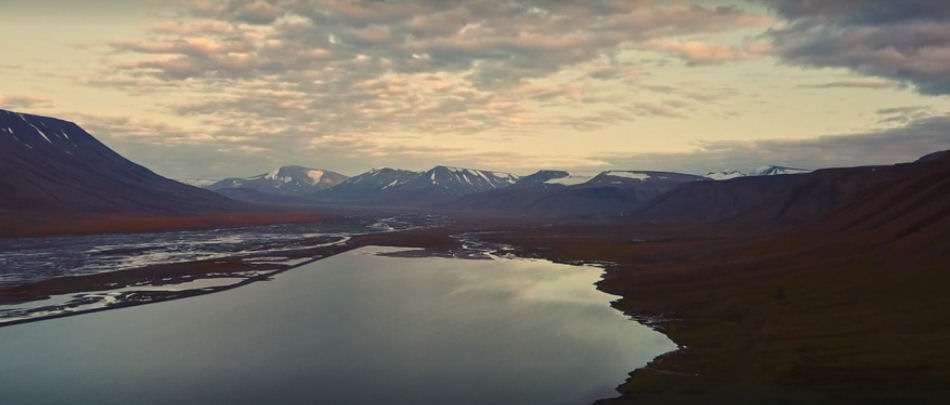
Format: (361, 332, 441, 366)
(0, 246, 675, 405)
(0, 216, 428, 286)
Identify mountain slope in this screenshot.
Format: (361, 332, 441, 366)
(309, 168, 421, 203)
(825, 151, 950, 239)
(0, 109, 247, 215)
(401, 166, 519, 195)
(513, 170, 570, 185)
(448, 170, 707, 215)
(313, 166, 519, 205)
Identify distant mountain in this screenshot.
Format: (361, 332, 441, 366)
(447, 170, 707, 215)
(515, 170, 597, 186)
(208, 165, 348, 203)
(706, 165, 812, 180)
(405, 166, 519, 195)
(311, 168, 420, 202)
(313, 166, 519, 205)
(0, 109, 247, 215)
(915, 150, 949, 164)
(586, 170, 706, 186)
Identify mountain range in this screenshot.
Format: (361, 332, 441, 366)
(204, 164, 819, 209)
(312, 166, 519, 205)
(3, 108, 946, 231)
(448, 170, 709, 216)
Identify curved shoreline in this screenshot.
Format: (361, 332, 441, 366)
(0, 223, 683, 405)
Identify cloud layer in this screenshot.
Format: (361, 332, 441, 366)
(766, 0, 950, 95)
(0, 94, 51, 110)
(99, 1, 769, 150)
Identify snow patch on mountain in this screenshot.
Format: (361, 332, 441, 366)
(705, 170, 745, 181)
(706, 165, 812, 180)
(306, 170, 325, 184)
(603, 171, 651, 181)
(544, 171, 597, 186)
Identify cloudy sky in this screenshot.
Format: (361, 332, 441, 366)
(2, 0, 949, 178)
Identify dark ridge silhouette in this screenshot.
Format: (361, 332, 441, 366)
(634, 155, 949, 225)
(0, 109, 249, 215)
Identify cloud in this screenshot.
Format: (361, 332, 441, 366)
(178, 0, 285, 24)
(765, 0, 950, 95)
(0, 94, 51, 110)
(607, 114, 950, 173)
(642, 40, 772, 64)
(305, 132, 610, 171)
(875, 105, 936, 124)
(118, 1, 770, 82)
(235, 1, 285, 24)
(72, 113, 213, 146)
(628, 101, 688, 119)
(800, 79, 903, 89)
(97, 0, 769, 143)
(63, 111, 283, 179)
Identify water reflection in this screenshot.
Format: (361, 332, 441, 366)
(0, 246, 675, 405)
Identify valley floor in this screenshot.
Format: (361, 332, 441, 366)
(1, 211, 948, 404)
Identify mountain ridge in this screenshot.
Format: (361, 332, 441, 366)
(310, 165, 519, 205)
(207, 165, 348, 203)
(706, 165, 812, 180)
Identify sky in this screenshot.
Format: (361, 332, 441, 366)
(2, 0, 950, 179)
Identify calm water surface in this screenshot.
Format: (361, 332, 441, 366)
(0, 246, 675, 405)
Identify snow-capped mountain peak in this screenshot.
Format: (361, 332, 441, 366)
(314, 165, 520, 205)
(424, 166, 519, 189)
(705, 170, 746, 181)
(706, 165, 812, 180)
(208, 165, 348, 196)
(330, 168, 419, 190)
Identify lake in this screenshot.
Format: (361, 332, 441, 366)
(0, 246, 675, 405)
